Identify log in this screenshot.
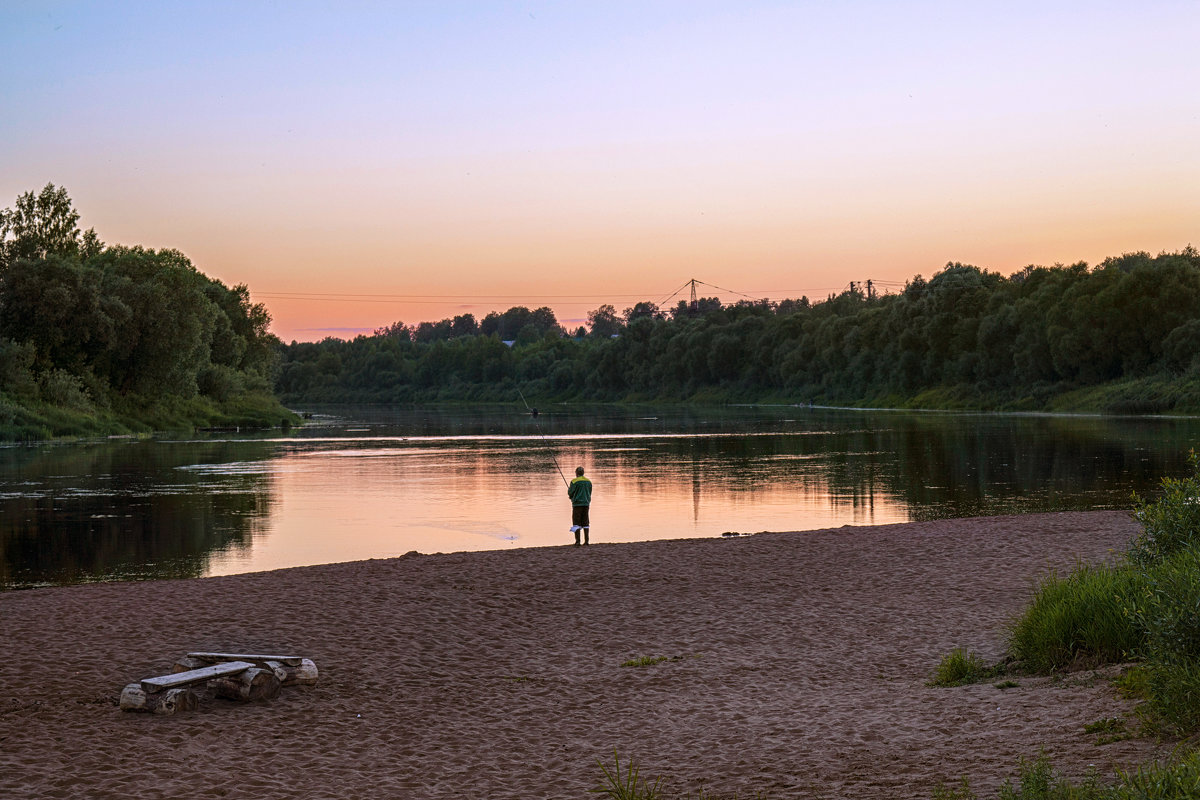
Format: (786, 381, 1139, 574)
(120, 684, 199, 715)
(172, 656, 208, 673)
(181, 654, 318, 687)
(211, 666, 281, 702)
(277, 658, 318, 687)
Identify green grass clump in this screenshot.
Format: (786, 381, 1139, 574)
(932, 776, 977, 799)
(928, 648, 998, 687)
(996, 752, 1106, 799)
(1006, 562, 1142, 673)
(620, 655, 670, 668)
(593, 751, 663, 800)
(1083, 717, 1132, 745)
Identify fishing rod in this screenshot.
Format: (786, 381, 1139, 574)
(516, 387, 570, 487)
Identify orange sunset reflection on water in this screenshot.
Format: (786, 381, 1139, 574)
(202, 431, 910, 578)
(4, 406, 1197, 589)
(190, 402, 1200, 580)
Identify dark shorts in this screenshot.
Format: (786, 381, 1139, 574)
(572, 505, 590, 528)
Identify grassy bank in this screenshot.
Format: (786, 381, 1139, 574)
(278, 373, 1200, 416)
(922, 455, 1200, 799)
(0, 391, 300, 441)
(836, 374, 1200, 415)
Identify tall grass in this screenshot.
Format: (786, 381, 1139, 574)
(1113, 748, 1200, 799)
(1006, 562, 1142, 673)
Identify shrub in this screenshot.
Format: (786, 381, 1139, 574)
(1131, 547, 1200, 665)
(1125, 546, 1200, 733)
(0, 337, 37, 398)
(1138, 661, 1200, 735)
(1129, 453, 1200, 568)
(39, 368, 93, 411)
(198, 363, 245, 402)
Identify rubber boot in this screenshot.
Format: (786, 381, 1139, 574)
(574, 529, 581, 546)
(583, 528, 589, 546)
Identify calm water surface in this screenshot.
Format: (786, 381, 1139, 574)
(2, 405, 1197, 589)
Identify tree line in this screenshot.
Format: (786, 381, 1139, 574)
(0, 184, 294, 438)
(277, 246, 1200, 412)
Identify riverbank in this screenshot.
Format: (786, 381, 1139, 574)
(0, 391, 299, 441)
(0, 512, 1167, 799)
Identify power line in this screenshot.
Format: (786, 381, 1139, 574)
(253, 279, 906, 306)
(655, 279, 696, 308)
(254, 292, 660, 301)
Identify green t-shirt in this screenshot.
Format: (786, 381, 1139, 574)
(568, 475, 592, 506)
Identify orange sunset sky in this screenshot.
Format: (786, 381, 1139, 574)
(3, 2, 1197, 342)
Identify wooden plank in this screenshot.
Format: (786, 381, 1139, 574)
(141, 661, 253, 693)
(187, 652, 304, 667)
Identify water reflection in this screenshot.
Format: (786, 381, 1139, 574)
(1, 407, 1197, 589)
(0, 441, 275, 588)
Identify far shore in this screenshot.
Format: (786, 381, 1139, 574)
(0, 511, 1166, 799)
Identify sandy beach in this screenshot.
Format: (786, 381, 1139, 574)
(0, 511, 1168, 799)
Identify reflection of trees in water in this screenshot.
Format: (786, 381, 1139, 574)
(295, 403, 808, 437)
(613, 412, 1200, 522)
(0, 441, 274, 589)
(877, 415, 1195, 519)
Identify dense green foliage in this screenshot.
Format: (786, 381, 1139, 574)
(1128, 455, 1200, 568)
(0, 184, 295, 439)
(278, 248, 1200, 411)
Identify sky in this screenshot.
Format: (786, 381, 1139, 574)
(2, 1, 1197, 342)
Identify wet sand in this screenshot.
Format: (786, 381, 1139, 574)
(0, 511, 1167, 799)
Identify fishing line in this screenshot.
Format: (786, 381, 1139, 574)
(516, 387, 570, 487)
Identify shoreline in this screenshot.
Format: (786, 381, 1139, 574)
(0, 511, 1167, 799)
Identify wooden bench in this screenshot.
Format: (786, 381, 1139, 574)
(143, 660, 254, 692)
(180, 652, 318, 687)
(121, 659, 282, 715)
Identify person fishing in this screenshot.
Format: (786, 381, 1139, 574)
(568, 466, 592, 546)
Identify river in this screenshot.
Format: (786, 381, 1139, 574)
(1, 405, 1195, 589)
